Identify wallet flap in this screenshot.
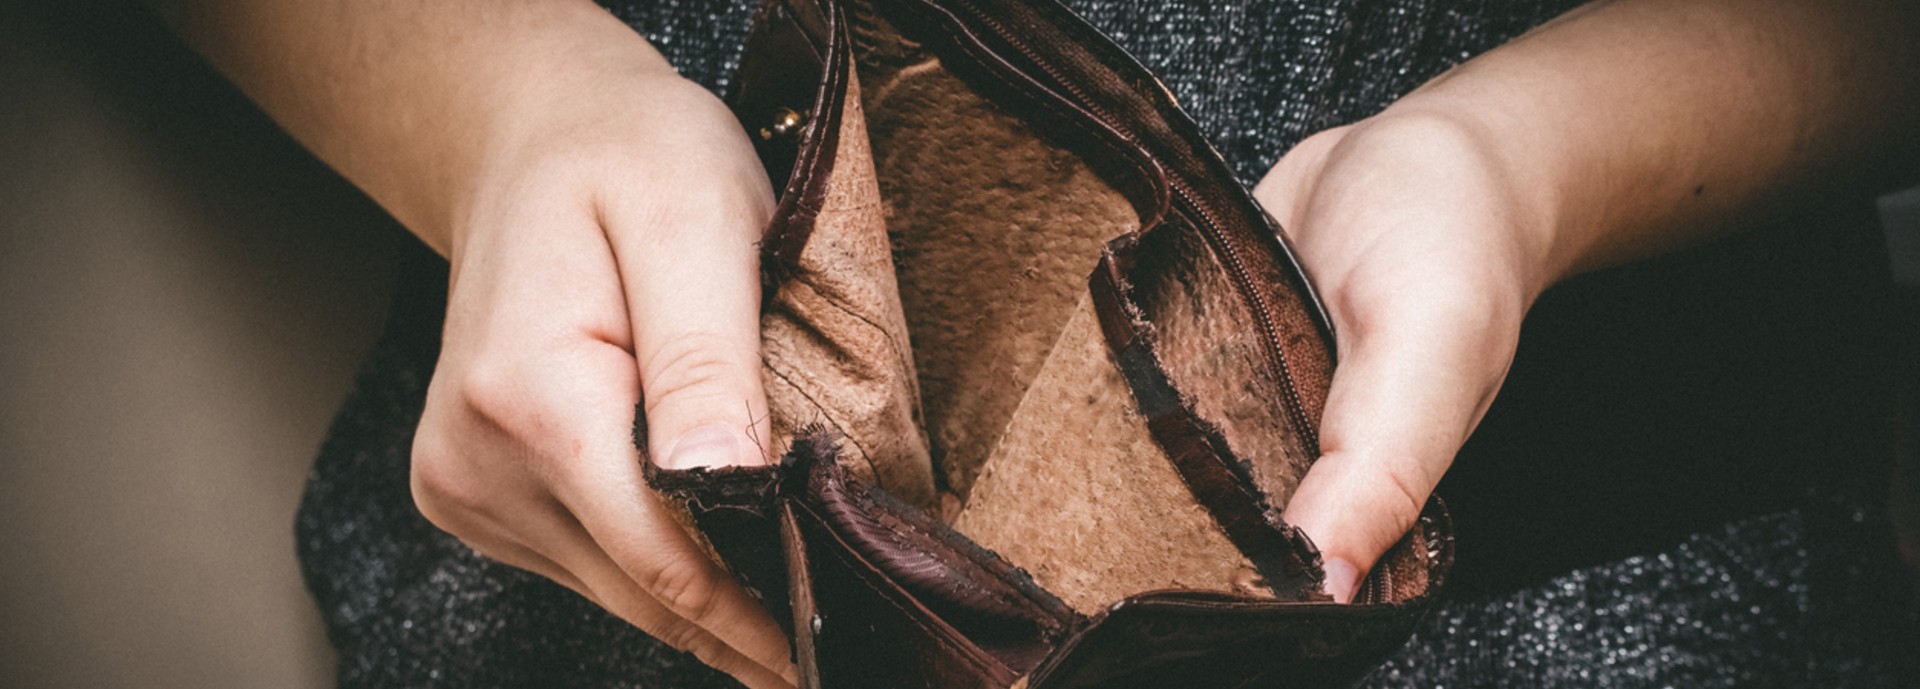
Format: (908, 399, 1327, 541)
(1091, 236, 1326, 602)
(782, 434, 1077, 687)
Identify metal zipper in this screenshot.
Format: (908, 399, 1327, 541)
(1356, 563, 1389, 606)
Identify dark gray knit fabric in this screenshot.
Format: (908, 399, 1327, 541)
(295, 1, 1916, 687)
(604, 0, 1575, 182)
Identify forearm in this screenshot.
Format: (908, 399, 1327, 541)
(148, 0, 679, 252)
(1388, 0, 1920, 288)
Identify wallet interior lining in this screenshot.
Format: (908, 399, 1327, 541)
(754, 0, 1437, 615)
(949, 297, 1268, 612)
(1126, 216, 1318, 509)
(769, 4, 1289, 612)
(854, 13, 1143, 502)
(838, 3, 1322, 515)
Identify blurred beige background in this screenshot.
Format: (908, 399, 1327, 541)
(3, 3, 1919, 689)
(0, 2, 399, 687)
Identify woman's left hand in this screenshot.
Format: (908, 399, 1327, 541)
(1254, 112, 1547, 602)
(1254, 0, 1920, 601)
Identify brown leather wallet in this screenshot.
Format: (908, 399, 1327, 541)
(641, 0, 1453, 686)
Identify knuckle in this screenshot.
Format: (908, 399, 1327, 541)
(679, 634, 751, 679)
(1376, 463, 1429, 539)
(410, 472, 479, 537)
(448, 356, 575, 468)
(455, 357, 530, 431)
(649, 616, 708, 655)
(644, 553, 723, 625)
(458, 538, 523, 570)
(615, 173, 772, 244)
(639, 334, 751, 414)
(693, 652, 754, 681)
(408, 412, 527, 532)
(409, 432, 477, 526)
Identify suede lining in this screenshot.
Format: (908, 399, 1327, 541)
(755, 3, 1436, 609)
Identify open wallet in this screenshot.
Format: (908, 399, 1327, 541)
(639, 0, 1454, 686)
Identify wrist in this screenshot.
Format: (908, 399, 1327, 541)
(1332, 103, 1573, 302)
(429, 12, 693, 249)
(232, 0, 686, 256)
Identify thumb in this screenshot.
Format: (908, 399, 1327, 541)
(604, 186, 775, 471)
(1282, 294, 1516, 602)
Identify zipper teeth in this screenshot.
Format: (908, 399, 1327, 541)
(1356, 565, 1387, 606)
(952, 1, 1318, 455)
(1167, 183, 1318, 454)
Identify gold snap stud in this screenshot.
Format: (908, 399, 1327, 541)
(759, 106, 808, 141)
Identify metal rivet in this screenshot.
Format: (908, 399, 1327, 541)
(759, 106, 807, 141)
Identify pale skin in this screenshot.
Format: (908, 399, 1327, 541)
(152, 0, 1919, 686)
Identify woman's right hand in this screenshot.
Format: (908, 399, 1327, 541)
(151, 0, 796, 682)
(406, 66, 797, 687)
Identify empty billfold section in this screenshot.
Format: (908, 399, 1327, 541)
(641, 0, 1454, 687)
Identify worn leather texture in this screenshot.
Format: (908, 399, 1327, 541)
(643, 0, 1455, 686)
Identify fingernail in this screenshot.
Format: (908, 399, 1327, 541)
(1322, 557, 1360, 604)
(661, 424, 747, 470)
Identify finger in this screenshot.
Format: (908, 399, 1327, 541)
(526, 487, 798, 688)
(460, 524, 602, 606)
(1282, 291, 1515, 603)
(422, 404, 798, 686)
(409, 421, 600, 606)
(424, 326, 795, 683)
(599, 113, 778, 470)
(537, 340, 797, 679)
(419, 466, 792, 687)
(567, 481, 797, 678)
